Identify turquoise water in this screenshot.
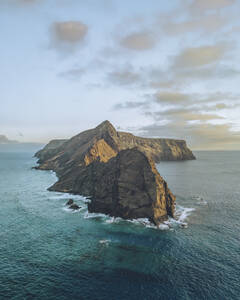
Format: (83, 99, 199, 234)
(0, 144, 239, 299)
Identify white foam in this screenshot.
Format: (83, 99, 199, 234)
(62, 205, 85, 213)
(126, 218, 170, 230)
(176, 206, 195, 223)
(161, 206, 195, 229)
(105, 217, 122, 224)
(99, 239, 111, 245)
(84, 211, 108, 219)
(49, 193, 85, 201)
(82, 204, 195, 230)
(192, 195, 207, 205)
(105, 217, 115, 224)
(158, 223, 170, 230)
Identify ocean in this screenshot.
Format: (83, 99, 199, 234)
(0, 144, 239, 299)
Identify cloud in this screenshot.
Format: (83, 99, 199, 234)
(50, 21, 88, 52)
(191, 123, 240, 149)
(215, 103, 228, 109)
(176, 65, 240, 80)
(120, 31, 156, 51)
(113, 101, 148, 110)
(105, 41, 235, 90)
(118, 91, 239, 106)
(190, 0, 236, 13)
(58, 67, 85, 80)
(157, 108, 224, 122)
(108, 69, 141, 86)
(163, 14, 228, 35)
(154, 92, 191, 104)
(173, 44, 227, 69)
(112, 93, 240, 118)
(53, 21, 88, 43)
(139, 122, 240, 150)
(147, 63, 240, 90)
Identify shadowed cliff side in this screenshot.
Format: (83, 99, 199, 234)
(35, 139, 67, 163)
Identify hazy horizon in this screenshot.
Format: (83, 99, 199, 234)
(1, 0, 240, 150)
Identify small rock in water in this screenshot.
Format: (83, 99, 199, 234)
(69, 203, 81, 210)
(180, 222, 188, 228)
(66, 199, 74, 206)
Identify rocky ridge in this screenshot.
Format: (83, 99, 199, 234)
(35, 120, 195, 166)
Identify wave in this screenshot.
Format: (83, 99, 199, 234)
(192, 195, 208, 205)
(84, 211, 108, 219)
(49, 193, 85, 201)
(82, 205, 195, 230)
(175, 206, 195, 222)
(99, 239, 111, 245)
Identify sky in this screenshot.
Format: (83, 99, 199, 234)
(1, 0, 240, 150)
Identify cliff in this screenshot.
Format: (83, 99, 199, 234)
(88, 149, 175, 224)
(117, 132, 195, 161)
(50, 149, 175, 225)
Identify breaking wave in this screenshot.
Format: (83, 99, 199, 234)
(81, 204, 196, 230)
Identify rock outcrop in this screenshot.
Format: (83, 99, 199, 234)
(66, 199, 74, 206)
(34, 120, 194, 224)
(86, 149, 175, 224)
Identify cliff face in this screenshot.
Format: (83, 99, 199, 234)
(34, 120, 192, 224)
(88, 149, 175, 224)
(48, 148, 175, 225)
(117, 132, 195, 161)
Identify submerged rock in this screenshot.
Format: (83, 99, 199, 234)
(66, 199, 74, 206)
(69, 203, 81, 210)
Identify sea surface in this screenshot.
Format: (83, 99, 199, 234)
(0, 144, 239, 300)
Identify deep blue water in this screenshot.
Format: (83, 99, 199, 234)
(0, 144, 239, 299)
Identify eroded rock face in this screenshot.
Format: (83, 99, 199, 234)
(84, 139, 117, 166)
(86, 149, 175, 225)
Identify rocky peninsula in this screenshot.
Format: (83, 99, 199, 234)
(35, 121, 195, 225)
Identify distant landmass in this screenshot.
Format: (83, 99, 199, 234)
(0, 135, 18, 144)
